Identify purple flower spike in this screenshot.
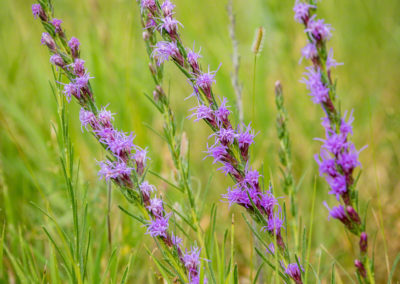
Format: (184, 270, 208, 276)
(139, 181, 155, 200)
(327, 175, 347, 199)
(237, 124, 255, 160)
(300, 43, 318, 62)
(140, 0, 157, 12)
(183, 246, 201, 283)
(214, 127, 236, 146)
(159, 16, 182, 36)
(195, 68, 217, 100)
(187, 44, 202, 73)
(305, 16, 332, 42)
(146, 214, 171, 238)
(51, 18, 63, 34)
(98, 106, 114, 128)
(50, 54, 65, 68)
(63, 83, 78, 102)
(284, 263, 304, 284)
(214, 97, 231, 127)
(68, 37, 80, 58)
(41, 32, 56, 51)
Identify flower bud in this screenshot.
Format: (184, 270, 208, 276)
(346, 206, 361, 224)
(50, 54, 65, 67)
(32, 4, 47, 21)
(359, 232, 368, 253)
(41, 33, 56, 51)
(68, 37, 80, 58)
(354, 259, 366, 278)
(142, 31, 150, 41)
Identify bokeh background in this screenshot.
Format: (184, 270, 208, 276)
(1, 0, 399, 282)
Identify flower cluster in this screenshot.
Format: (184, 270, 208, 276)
(294, 1, 372, 280)
(140, 0, 286, 251)
(33, 3, 202, 283)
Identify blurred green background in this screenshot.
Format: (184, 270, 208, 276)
(1, 0, 399, 282)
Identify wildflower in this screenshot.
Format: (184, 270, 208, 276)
(293, 1, 314, 24)
(305, 16, 332, 42)
(41, 32, 56, 51)
(171, 232, 182, 247)
(79, 108, 97, 130)
(322, 133, 347, 155)
(104, 130, 135, 157)
(189, 104, 214, 122)
(355, 259, 367, 278)
(324, 202, 350, 225)
(147, 197, 164, 217)
(50, 54, 65, 68)
(139, 181, 155, 200)
(63, 83, 79, 102)
(146, 214, 170, 238)
(266, 242, 275, 255)
(346, 206, 361, 224)
(326, 49, 343, 69)
(205, 143, 228, 164)
(301, 67, 330, 104)
(259, 190, 277, 216)
(327, 174, 347, 199)
(359, 232, 368, 253)
(195, 68, 217, 99)
(284, 263, 304, 284)
(183, 246, 201, 278)
(214, 127, 236, 146)
(242, 168, 260, 189)
(72, 59, 85, 76)
(68, 37, 80, 58)
(159, 16, 182, 36)
(237, 124, 255, 160)
(161, 0, 175, 16)
(74, 73, 93, 94)
(214, 97, 231, 126)
(264, 210, 284, 235)
(32, 4, 47, 21)
(133, 148, 148, 175)
(187, 45, 202, 73)
(97, 106, 114, 128)
(300, 43, 318, 61)
(140, 0, 157, 13)
(51, 18, 63, 34)
(98, 160, 132, 181)
(315, 151, 338, 177)
(340, 110, 354, 136)
(337, 146, 360, 174)
(152, 41, 182, 66)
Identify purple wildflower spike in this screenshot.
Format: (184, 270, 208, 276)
(301, 67, 330, 104)
(300, 43, 318, 61)
(187, 45, 202, 73)
(159, 16, 182, 36)
(32, 4, 46, 21)
(237, 124, 255, 160)
(214, 97, 231, 127)
(214, 127, 236, 146)
(195, 67, 217, 100)
(183, 246, 201, 282)
(97, 106, 114, 128)
(63, 83, 79, 102)
(72, 59, 85, 76)
(139, 181, 155, 200)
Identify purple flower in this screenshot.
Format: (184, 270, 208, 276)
(324, 202, 346, 220)
(322, 133, 347, 155)
(301, 67, 330, 104)
(293, 1, 315, 24)
(32, 4, 45, 20)
(152, 41, 181, 66)
(267, 242, 275, 255)
(217, 162, 237, 176)
(147, 197, 164, 217)
(140, 0, 156, 11)
(237, 124, 255, 159)
(337, 146, 360, 174)
(327, 174, 347, 199)
(133, 148, 148, 174)
(171, 232, 183, 247)
(74, 73, 93, 93)
(205, 143, 228, 164)
(300, 43, 318, 61)
(305, 16, 332, 42)
(360, 232, 368, 253)
(264, 210, 284, 234)
(196, 68, 217, 96)
(72, 59, 85, 76)
(355, 259, 367, 278)
(214, 97, 231, 125)
(315, 151, 338, 177)
(104, 130, 135, 157)
(98, 160, 132, 181)
(146, 214, 170, 238)
(340, 110, 354, 136)
(326, 49, 343, 69)
(242, 168, 260, 189)
(189, 104, 214, 122)
(97, 106, 114, 127)
(187, 45, 202, 71)
(79, 108, 97, 131)
(284, 263, 304, 283)
(51, 18, 63, 34)
(259, 190, 277, 216)
(222, 187, 258, 208)
(63, 83, 79, 102)
(159, 16, 182, 35)
(139, 181, 155, 200)
(68, 37, 80, 57)
(161, 0, 175, 16)
(183, 246, 201, 275)
(214, 127, 236, 146)
(41, 32, 56, 50)
(50, 54, 65, 68)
